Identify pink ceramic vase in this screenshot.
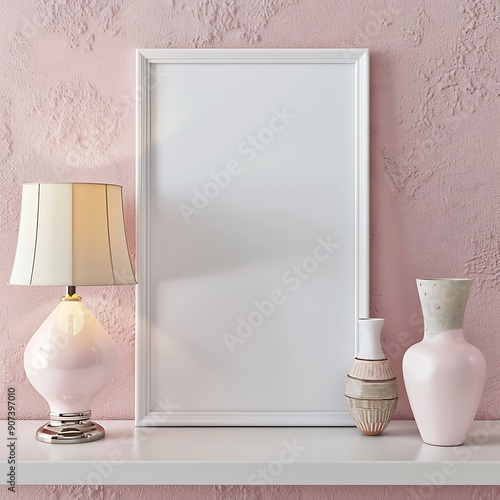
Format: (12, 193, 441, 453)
(403, 279, 486, 446)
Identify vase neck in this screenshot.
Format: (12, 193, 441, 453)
(357, 318, 386, 360)
(417, 279, 471, 338)
(424, 328, 465, 341)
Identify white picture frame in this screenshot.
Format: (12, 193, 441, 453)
(136, 49, 369, 426)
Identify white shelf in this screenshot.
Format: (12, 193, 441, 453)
(2, 420, 500, 485)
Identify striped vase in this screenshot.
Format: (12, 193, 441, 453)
(345, 318, 398, 436)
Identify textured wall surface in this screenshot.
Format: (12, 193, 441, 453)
(0, 0, 499, 498)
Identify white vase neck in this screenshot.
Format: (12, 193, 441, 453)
(417, 279, 471, 339)
(357, 318, 386, 360)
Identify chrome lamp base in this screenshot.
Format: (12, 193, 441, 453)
(36, 411, 105, 444)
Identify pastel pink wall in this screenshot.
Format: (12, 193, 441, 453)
(1, 0, 498, 498)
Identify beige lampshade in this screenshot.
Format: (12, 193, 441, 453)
(10, 183, 136, 286)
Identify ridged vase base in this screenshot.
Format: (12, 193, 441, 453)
(345, 397, 398, 436)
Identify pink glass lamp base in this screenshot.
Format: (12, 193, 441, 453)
(24, 295, 117, 444)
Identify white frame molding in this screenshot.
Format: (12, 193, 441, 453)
(136, 49, 370, 426)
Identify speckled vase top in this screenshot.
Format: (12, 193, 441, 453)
(416, 278, 471, 338)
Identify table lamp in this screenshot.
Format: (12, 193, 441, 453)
(9, 183, 136, 444)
